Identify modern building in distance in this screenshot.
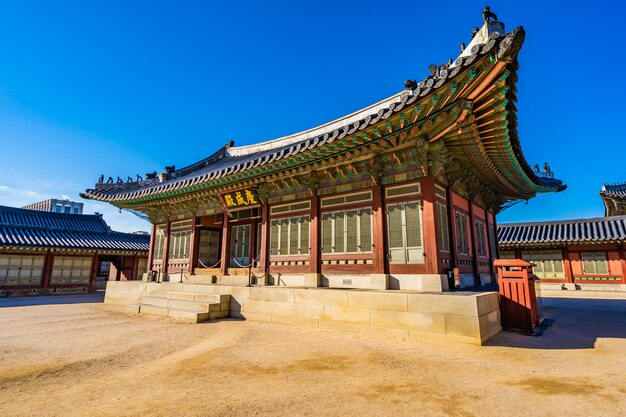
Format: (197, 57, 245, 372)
(82, 12, 565, 292)
(22, 198, 84, 215)
(0, 205, 149, 296)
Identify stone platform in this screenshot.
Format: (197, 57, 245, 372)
(105, 281, 501, 345)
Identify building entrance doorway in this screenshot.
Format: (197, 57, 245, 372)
(230, 224, 251, 267)
(198, 229, 220, 268)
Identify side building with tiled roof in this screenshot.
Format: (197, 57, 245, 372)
(498, 216, 626, 290)
(600, 182, 626, 217)
(0, 205, 149, 296)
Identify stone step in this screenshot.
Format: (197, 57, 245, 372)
(134, 303, 228, 323)
(167, 308, 211, 323)
(139, 296, 212, 312)
(147, 290, 195, 301)
(218, 275, 250, 286)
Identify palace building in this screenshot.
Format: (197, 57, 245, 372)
(82, 13, 565, 294)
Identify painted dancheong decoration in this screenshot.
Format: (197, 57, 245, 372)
(82, 7, 565, 292)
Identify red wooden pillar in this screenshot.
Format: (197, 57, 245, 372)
(445, 187, 457, 275)
(372, 183, 387, 274)
(491, 214, 500, 261)
(131, 254, 139, 280)
(618, 246, 626, 284)
(188, 215, 199, 273)
(249, 218, 258, 267)
(259, 205, 270, 273)
(484, 214, 494, 276)
(468, 200, 480, 286)
(309, 195, 321, 274)
(220, 213, 231, 275)
(163, 220, 172, 275)
(42, 250, 53, 290)
(421, 178, 439, 274)
(89, 252, 99, 290)
(147, 223, 156, 271)
(562, 248, 574, 284)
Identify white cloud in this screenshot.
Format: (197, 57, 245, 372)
(81, 201, 151, 234)
(0, 185, 49, 207)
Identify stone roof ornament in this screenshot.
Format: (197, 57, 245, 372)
(404, 79, 417, 90)
(482, 6, 498, 24)
(543, 162, 551, 173)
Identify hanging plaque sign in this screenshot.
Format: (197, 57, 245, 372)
(220, 188, 260, 209)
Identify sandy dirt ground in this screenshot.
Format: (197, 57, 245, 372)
(0, 296, 625, 417)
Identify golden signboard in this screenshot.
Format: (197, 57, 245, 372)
(221, 189, 259, 209)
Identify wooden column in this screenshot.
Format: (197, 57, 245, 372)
(491, 214, 500, 260)
(131, 254, 139, 280)
(488, 214, 499, 276)
(220, 213, 231, 275)
(562, 248, 574, 284)
(249, 218, 258, 267)
(445, 187, 457, 287)
(89, 253, 99, 290)
(617, 246, 626, 284)
(372, 183, 387, 274)
(147, 223, 156, 271)
(188, 216, 199, 273)
(162, 220, 172, 275)
(421, 179, 439, 275)
(259, 205, 270, 273)
(309, 195, 321, 274)
(468, 200, 480, 286)
(42, 250, 53, 290)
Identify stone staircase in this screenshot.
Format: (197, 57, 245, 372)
(123, 286, 230, 323)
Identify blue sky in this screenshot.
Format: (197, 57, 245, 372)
(0, 1, 623, 232)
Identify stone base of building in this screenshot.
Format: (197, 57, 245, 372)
(0, 286, 92, 297)
(105, 281, 502, 345)
(147, 272, 451, 292)
(538, 282, 626, 293)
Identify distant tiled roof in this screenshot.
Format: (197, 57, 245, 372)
(600, 182, 626, 200)
(0, 205, 149, 252)
(599, 182, 626, 217)
(498, 216, 626, 248)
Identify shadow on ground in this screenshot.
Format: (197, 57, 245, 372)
(487, 297, 626, 350)
(0, 293, 105, 308)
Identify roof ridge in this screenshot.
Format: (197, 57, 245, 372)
(499, 215, 626, 227)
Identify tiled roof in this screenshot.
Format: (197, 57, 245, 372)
(82, 17, 565, 207)
(600, 182, 626, 200)
(0, 205, 149, 252)
(497, 216, 626, 247)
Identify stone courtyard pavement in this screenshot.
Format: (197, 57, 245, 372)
(0, 295, 624, 417)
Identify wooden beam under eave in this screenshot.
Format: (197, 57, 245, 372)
(466, 61, 507, 101)
(428, 108, 471, 143)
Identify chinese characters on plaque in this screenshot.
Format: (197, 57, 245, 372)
(221, 189, 259, 209)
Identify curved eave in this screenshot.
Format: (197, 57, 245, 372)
(82, 25, 564, 208)
(440, 27, 564, 202)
